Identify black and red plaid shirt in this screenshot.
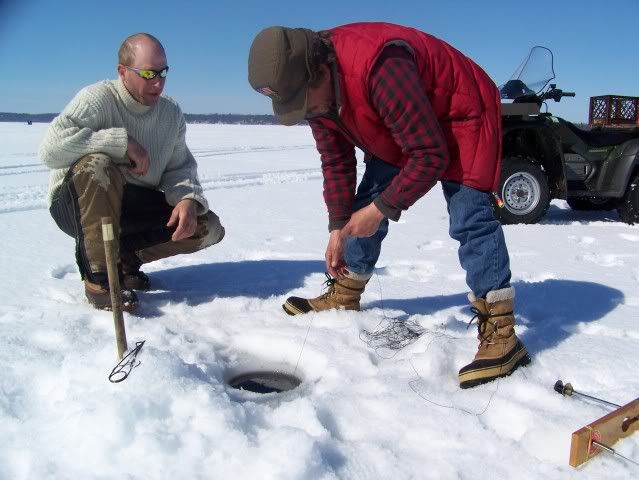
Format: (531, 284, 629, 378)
(308, 46, 449, 231)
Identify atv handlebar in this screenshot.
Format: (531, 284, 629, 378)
(542, 84, 576, 102)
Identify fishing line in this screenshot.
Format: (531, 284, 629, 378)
(359, 316, 425, 356)
(407, 341, 501, 417)
(359, 273, 424, 358)
(290, 273, 358, 373)
(289, 272, 502, 416)
(361, 273, 500, 416)
(294, 315, 313, 376)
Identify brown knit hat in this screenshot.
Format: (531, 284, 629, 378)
(248, 27, 316, 126)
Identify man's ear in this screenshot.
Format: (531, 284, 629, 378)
(116, 64, 126, 80)
(309, 63, 329, 86)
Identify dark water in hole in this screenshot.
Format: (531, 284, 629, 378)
(228, 371, 302, 394)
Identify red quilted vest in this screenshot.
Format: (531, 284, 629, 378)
(320, 23, 502, 191)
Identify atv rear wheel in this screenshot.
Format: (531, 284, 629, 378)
(567, 196, 617, 211)
(495, 157, 550, 224)
(618, 172, 639, 224)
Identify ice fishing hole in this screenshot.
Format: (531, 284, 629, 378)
(226, 370, 302, 394)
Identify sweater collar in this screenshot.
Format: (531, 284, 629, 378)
(117, 78, 153, 115)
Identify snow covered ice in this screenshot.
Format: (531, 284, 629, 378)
(1, 122, 638, 479)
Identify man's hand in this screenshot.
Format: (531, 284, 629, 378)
(342, 202, 385, 238)
(127, 135, 150, 175)
(325, 229, 348, 278)
(325, 204, 385, 277)
(167, 199, 198, 241)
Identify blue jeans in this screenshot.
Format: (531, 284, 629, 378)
(343, 157, 511, 299)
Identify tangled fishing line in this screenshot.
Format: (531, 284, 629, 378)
(290, 272, 508, 416)
(359, 274, 503, 416)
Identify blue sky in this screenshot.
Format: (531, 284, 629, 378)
(0, 0, 636, 122)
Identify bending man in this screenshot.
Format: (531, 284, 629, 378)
(248, 23, 529, 388)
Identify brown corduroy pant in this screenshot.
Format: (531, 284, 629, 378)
(49, 154, 224, 286)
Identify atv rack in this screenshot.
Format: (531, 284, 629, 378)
(589, 95, 639, 128)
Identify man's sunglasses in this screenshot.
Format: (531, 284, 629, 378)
(124, 65, 169, 80)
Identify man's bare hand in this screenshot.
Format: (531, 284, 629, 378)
(167, 199, 198, 241)
(325, 229, 348, 278)
(127, 135, 150, 175)
(342, 202, 385, 238)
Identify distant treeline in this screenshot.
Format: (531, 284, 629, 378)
(0, 112, 281, 125)
(0, 112, 58, 123)
(1, 111, 588, 129)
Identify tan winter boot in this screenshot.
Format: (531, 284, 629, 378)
(458, 287, 531, 389)
(283, 273, 369, 315)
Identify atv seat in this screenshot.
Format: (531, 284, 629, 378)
(588, 126, 639, 146)
(562, 120, 639, 148)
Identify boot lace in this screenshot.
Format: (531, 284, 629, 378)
(467, 307, 512, 346)
(318, 272, 337, 300)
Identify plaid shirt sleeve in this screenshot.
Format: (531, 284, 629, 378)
(370, 46, 449, 221)
(308, 118, 357, 231)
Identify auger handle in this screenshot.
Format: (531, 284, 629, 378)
(554, 380, 574, 396)
(554, 380, 621, 408)
(102, 217, 127, 360)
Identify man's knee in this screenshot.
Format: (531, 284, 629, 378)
(198, 211, 225, 248)
(71, 153, 126, 191)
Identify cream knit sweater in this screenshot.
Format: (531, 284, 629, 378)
(39, 79, 208, 214)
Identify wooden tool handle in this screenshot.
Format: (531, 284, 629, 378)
(102, 217, 127, 359)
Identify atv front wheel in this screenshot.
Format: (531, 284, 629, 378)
(567, 196, 617, 211)
(495, 157, 550, 224)
(618, 172, 639, 224)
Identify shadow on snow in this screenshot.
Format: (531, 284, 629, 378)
(539, 204, 621, 225)
(140, 260, 623, 355)
(140, 259, 325, 311)
(366, 278, 624, 355)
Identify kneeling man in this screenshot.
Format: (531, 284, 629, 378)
(40, 33, 224, 311)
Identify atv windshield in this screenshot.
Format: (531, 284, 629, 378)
(499, 46, 555, 100)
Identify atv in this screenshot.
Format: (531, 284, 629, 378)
(497, 46, 639, 224)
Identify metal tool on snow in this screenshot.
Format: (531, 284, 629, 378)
(554, 379, 639, 468)
(590, 440, 639, 467)
(109, 340, 146, 383)
(554, 380, 621, 409)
